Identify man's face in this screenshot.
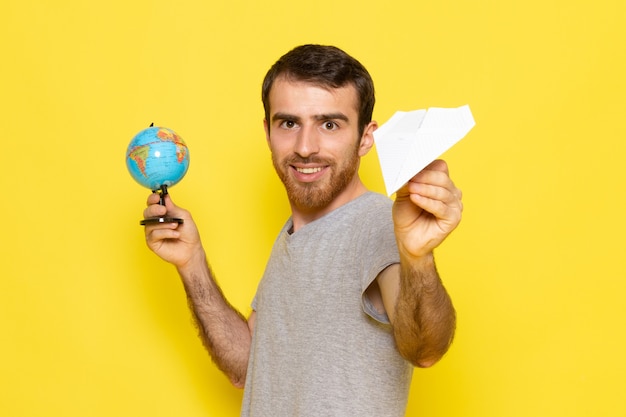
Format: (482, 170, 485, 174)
(264, 78, 373, 212)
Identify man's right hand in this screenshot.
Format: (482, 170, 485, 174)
(142, 193, 204, 270)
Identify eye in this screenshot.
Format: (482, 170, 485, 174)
(322, 121, 338, 130)
(280, 120, 297, 129)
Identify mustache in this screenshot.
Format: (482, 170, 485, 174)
(284, 155, 332, 166)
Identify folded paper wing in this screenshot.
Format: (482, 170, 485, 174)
(373, 105, 475, 196)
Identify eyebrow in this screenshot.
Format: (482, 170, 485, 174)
(271, 112, 350, 124)
(272, 112, 300, 123)
(314, 113, 349, 123)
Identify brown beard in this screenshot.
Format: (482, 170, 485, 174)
(272, 145, 360, 211)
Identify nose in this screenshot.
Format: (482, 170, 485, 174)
(294, 125, 320, 158)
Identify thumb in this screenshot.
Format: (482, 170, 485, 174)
(162, 193, 194, 223)
(162, 193, 182, 214)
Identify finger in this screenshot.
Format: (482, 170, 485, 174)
(161, 193, 179, 212)
(395, 161, 451, 198)
(394, 182, 411, 202)
(411, 173, 463, 207)
(406, 182, 451, 202)
(163, 196, 191, 221)
(412, 165, 447, 183)
(143, 203, 168, 219)
(423, 159, 449, 175)
(145, 191, 180, 207)
(144, 193, 189, 219)
(145, 223, 181, 242)
(409, 193, 462, 224)
(430, 161, 463, 202)
(409, 169, 456, 193)
(407, 179, 463, 215)
(146, 192, 161, 205)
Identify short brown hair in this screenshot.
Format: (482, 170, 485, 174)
(261, 44, 375, 137)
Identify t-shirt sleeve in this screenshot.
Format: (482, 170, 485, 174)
(359, 198, 400, 323)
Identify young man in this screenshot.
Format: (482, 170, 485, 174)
(143, 44, 462, 416)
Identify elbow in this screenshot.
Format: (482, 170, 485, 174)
(229, 375, 246, 389)
(395, 339, 450, 368)
(227, 367, 247, 389)
(399, 347, 443, 368)
(396, 325, 456, 368)
(414, 356, 440, 368)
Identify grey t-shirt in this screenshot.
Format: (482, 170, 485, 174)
(241, 192, 413, 417)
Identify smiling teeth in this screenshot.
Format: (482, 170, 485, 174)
(297, 167, 322, 174)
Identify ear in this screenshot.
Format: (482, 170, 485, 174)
(263, 118, 271, 147)
(358, 121, 378, 157)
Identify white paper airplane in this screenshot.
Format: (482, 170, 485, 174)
(373, 105, 475, 196)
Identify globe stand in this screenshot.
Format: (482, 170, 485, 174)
(140, 185, 184, 226)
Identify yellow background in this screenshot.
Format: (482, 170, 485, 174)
(2, 0, 625, 415)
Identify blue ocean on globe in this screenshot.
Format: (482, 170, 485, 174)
(126, 126, 190, 190)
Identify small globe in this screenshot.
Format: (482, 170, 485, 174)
(126, 126, 190, 191)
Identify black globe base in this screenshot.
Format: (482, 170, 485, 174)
(140, 217, 184, 226)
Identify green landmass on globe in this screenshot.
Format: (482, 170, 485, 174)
(126, 126, 190, 191)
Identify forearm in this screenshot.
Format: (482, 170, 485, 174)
(177, 252, 251, 388)
(392, 253, 456, 368)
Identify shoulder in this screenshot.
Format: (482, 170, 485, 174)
(352, 193, 397, 254)
(360, 192, 394, 230)
(354, 192, 393, 217)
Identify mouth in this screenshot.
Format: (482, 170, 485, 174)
(290, 164, 328, 182)
(295, 166, 323, 174)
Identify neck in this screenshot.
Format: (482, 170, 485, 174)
(289, 177, 368, 233)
